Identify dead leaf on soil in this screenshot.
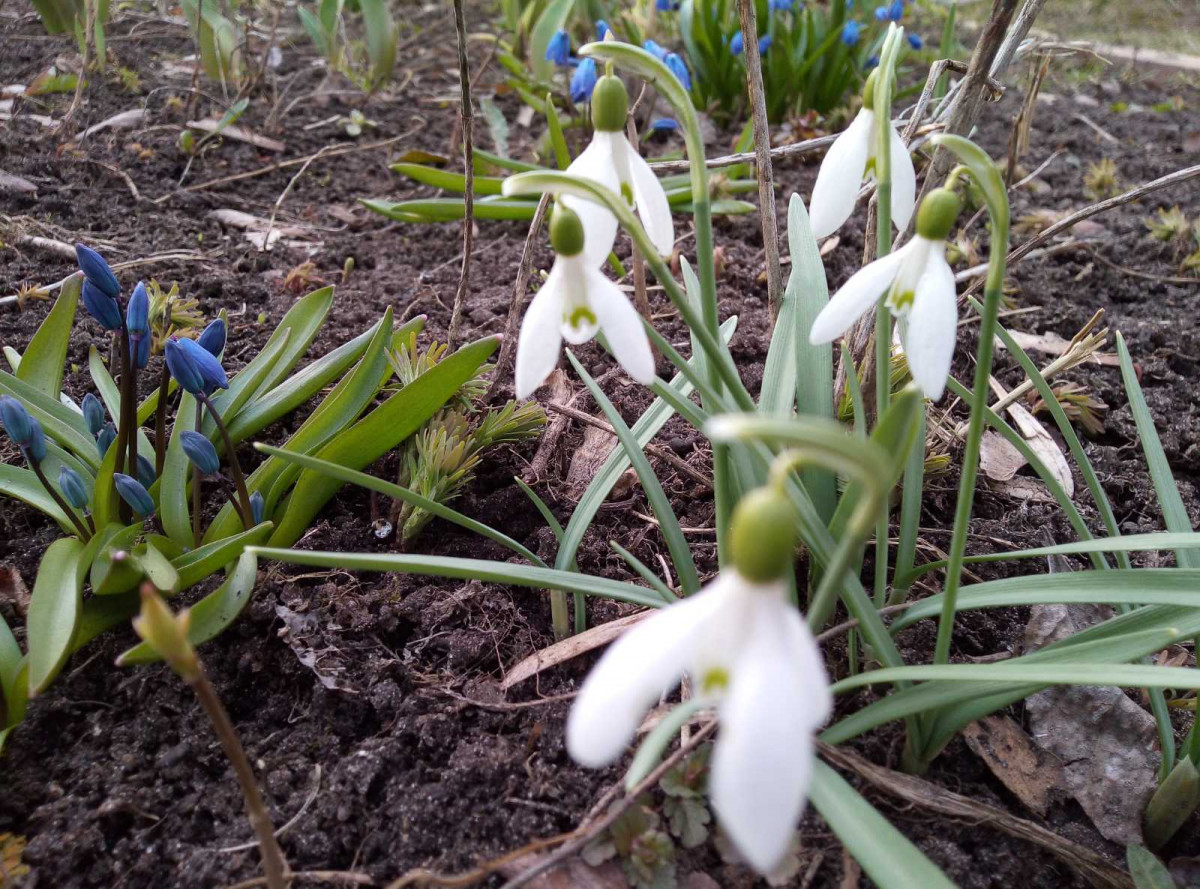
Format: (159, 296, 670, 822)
(1025, 549, 1159, 846)
(0, 169, 36, 195)
(962, 715, 1068, 816)
(81, 108, 146, 139)
(185, 119, 285, 152)
(208, 209, 315, 250)
(275, 604, 360, 695)
(500, 853, 629, 889)
(0, 565, 30, 616)
(980, 430, 1027, 482)
(502, 611, 649, 691)
(997, 329, 1119, 366)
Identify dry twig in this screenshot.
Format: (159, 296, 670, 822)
(446, 0, 474, 350)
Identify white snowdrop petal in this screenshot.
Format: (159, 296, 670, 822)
(808, 246, 908, 344)
(903, 247, 958, 400)
(586, 267, 656, 384)
(625, 144, 675, 258)
(887, 123, 916, 231)
(514, 264, 566, 399)
(566, 585, 727, 767)
(563, 133, 622, 266)
(809, 109, 874, 240)
(710, 595, 820, 873)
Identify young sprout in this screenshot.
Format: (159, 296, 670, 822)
(808, 70, 916, 239)
(810, 188, 962, 399)
(567, 486, 831, 874)
(515, 205, 655, 398)
(1083, 158, 1120, 200)
(561, 72, 674, 264)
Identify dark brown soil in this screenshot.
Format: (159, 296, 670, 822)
(2, 5, 1200, 888)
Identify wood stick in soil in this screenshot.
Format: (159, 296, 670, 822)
(737, 0, 784, 323)
(489, 193, 551, 399)
(446, 0, 474, 351)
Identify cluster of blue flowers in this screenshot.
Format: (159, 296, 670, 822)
(546, 25, 692, 106)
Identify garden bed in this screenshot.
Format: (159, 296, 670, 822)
(2, 4, 1200, 888)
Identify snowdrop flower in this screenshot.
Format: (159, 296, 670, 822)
(570, 57, 598, 103)
(809, 188, 962, 399)
(559, 73, 674, 264)
(567, 486, 831, 874)
(809, 71, 916, 239)
(514, 204, 654, 398)
(545, 29, 571, 66)
(841, 20, 861, 45)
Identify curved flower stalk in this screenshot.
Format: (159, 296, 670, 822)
(567, 487, 831, 873)
(561, 72, 674, 265)
(808, 69, 916, 240)
(809, 188, 962, 399)
(515, 204, 654, 398)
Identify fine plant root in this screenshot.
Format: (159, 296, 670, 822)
(818, 743, 1133, 889)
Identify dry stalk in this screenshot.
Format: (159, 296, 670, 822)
(446, 0, 474, 350)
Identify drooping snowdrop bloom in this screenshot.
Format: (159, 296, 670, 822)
(808, 70, 916, 239)
(809, 188, 962, 399)
(559, 73, 674, 264)
(567, 486, 832, 874)
(514, 204, 655, 398)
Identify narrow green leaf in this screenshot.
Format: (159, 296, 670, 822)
(529, 0, 573, 80)
(545, 98, 570, 170)
(832, 661, 1200, 694)
(17, 275, 79, 398)
(251, 285, 335, 399)
(27, 536, 88, 695)
(119, 552, 259, 665)
(360, 197, 541, 223)
(1128, 844, 1176, 889)
(90, 523, 144, 595)
(266, 335, 499, 546)
(390, 163, 505, 196)
(200, 329, 291, 441)
(138, 540, 179, 593)
(0, 368, 98, 469)
(160, 391, 197, 548)
(359, 0, 397, 88)
(0, 463, 72, 531)
(174, 521, 273, 590)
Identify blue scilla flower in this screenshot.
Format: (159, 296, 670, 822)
(888, 0, 904, 19)
(570, 57, 598, 103)
(841, 20, 861, 46)
(650, 118, 678, 132)
(165, 336, 229, 396)
(250, 490, 265, 525)
(656, 0, 680, 10)
(97, 423, 116, 458)
(82, 280, 124, 331)
(769, 0, 794, 10)
(908, 33, 924, 49)
(75, 243, 120, 300)
(196, 318, 227, 357)
(865, 54, 879, 69)
(136, 453, 156, 489)
(874, 5, 888, 20)
(82, 393, 106, 437)
(0, 396, 44, 462)
(643, 39, 670, 61)
(545, 29, 570, 66)
(127, 281, 150, 369)
(181, 430, 220, 475)
(758, 34, 773, 54)
(665, 52, 691, 89)
(595, 19, 610, 40)
(113, 473, 155, 518)
(730, 31, 744, 55)
(59, 465, 89, 510)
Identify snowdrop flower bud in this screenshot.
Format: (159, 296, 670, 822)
(810, 187, 961, 399)
(114, 472, 155, 518)
(570, 57, 598, 103)
(558, 73, 675, 264)
(545, 29, 570, 66)
(514, 205, 654, 398)
(567, 484, 830, 874)
(75, 243, 120, 300)
(181, 430, 220, 475)
(58, 465, 89, 510)
(82, 393, 106, 437)
(808, 70, 916, 239)
(196, 318, 227, 357)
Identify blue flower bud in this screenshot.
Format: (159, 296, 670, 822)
(181, 430, 220, 475)
(82, 279, 124, 331)
(907, 33, 923, 49)
(250, 490, 265, 525)
(25, 417, 46, 463)
(769, 0, 794, 10)
(887, 0, 904, 20)
(758, 34, 773, 54)
(114, 473, 155, 518)
(655, 0, 680, 9)
(75, 243, 120, 300)
(136, 453, 156, 489)
(865, 54, 879, 70)
(165, 336, 229, 396)
(643, 40, 670, 61)
(841, 20, 861, 46)
(595, 19, 610, 41)
(126, 281, 149, 335)
(665, 52, 691, 89)
(97, 423, 116, 458)
(196, 318, 227, 357)
(545, 29, 570, 66)
(650, 117, 679, 132)
(59, 465, 89, 510)
(874, 5, 888, 20)
(0, 396, 34, 450)
(82, 393, 107, 437)
(133, 334, 151, 370)
(730, 31, 744, 55)
(569, 57, 598, 104)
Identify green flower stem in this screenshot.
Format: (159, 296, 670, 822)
(929, 135, 1011, 671)
(198, 393, 255, 530)
(30, 459, 91, 540)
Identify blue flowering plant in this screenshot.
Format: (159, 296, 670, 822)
(0, 249, 500, 749)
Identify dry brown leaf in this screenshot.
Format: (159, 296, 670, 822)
(997, 330, 1119, 366)
(0, 565, 30, 615)
(500, 853, 629, 889)
(962, 716, 1067, 816)
(185, 119, 285, 152)
(502, 611, 650, 691)
(980, 430, 1027, 482)
(81, 108, 145, 139)
(1005, 401, 1074, 497)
